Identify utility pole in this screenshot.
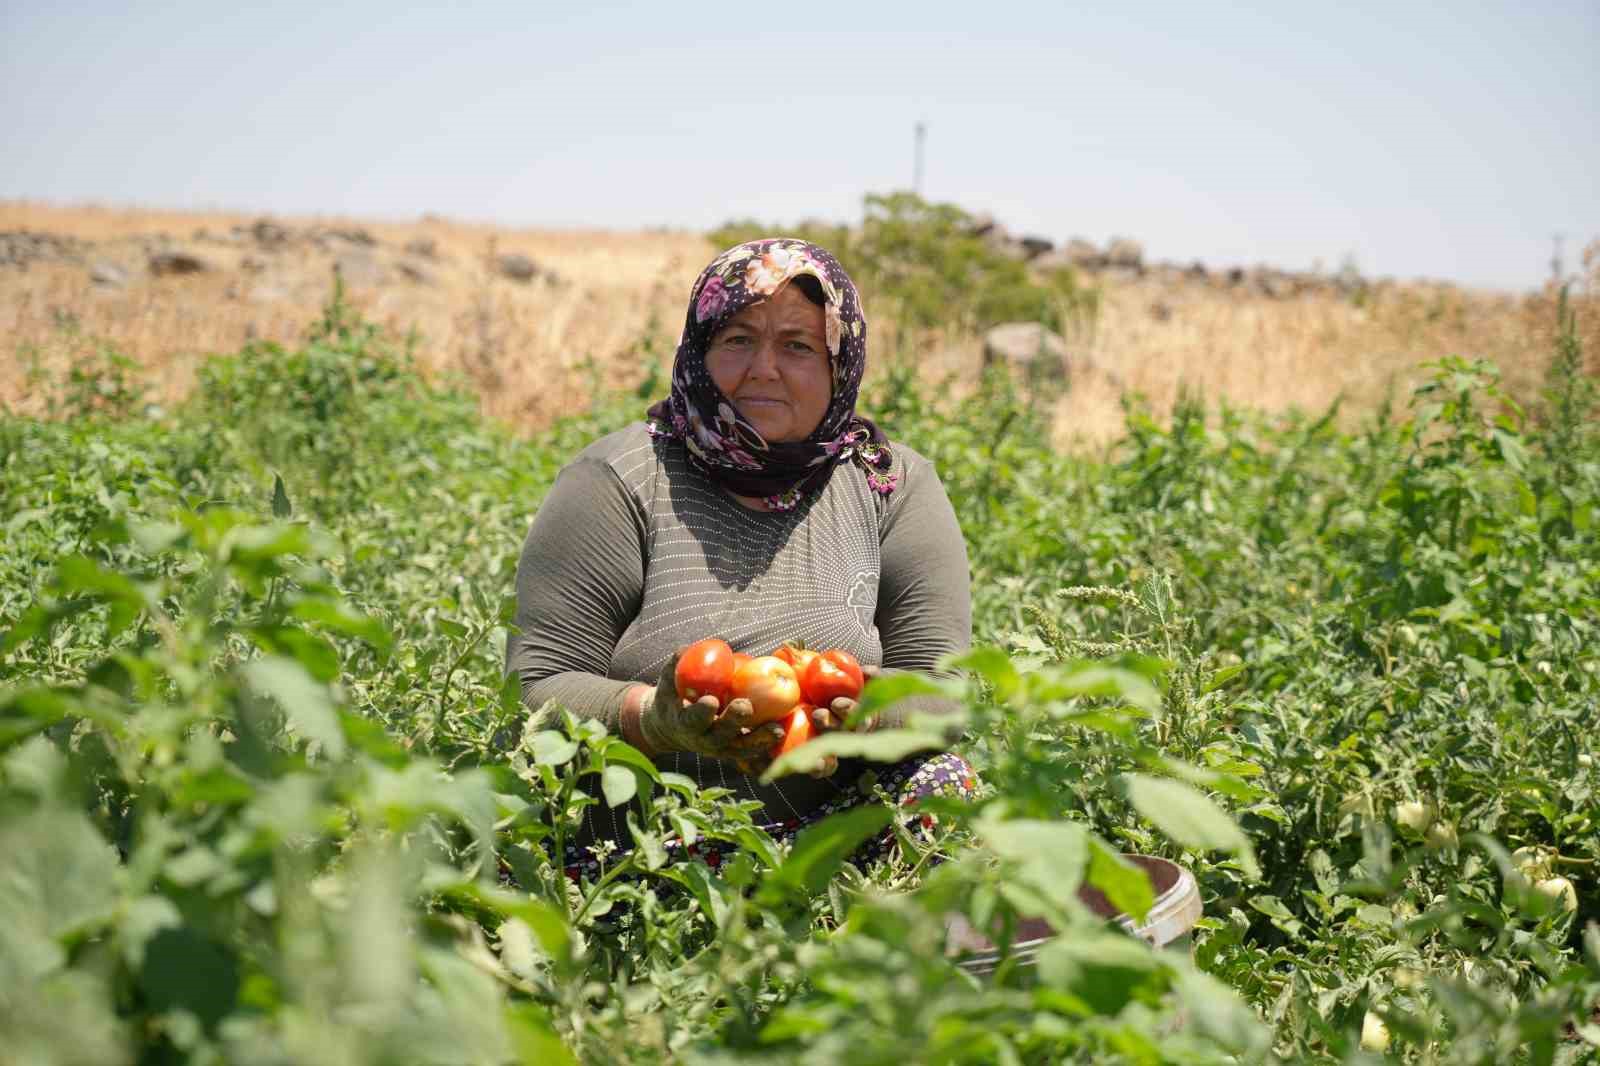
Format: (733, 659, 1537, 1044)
(913, 121, 926, 198)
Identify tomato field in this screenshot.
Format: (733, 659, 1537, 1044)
(2, 290, 1597, 1064)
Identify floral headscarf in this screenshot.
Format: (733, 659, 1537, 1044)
(646, 238, 897, 510)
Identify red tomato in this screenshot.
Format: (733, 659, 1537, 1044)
(770, 705, 816, 759)
(730, 655, 802, 724)
(802, 649, 864, 706)
(773, 643, 819, 679)
(675, 638, 734, 705)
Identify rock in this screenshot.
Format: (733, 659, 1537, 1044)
(396, 257, 436, 285)
(982, 322, 1070, 381)
(323, 226, 375, 246)
(248, 284, 291, 304)
(334, 251, 384, 286)
(148, 250, 213, 276)
(240, 255, 267, 273)
(1019, 235, 1055, 259)
(1104, 237, 1144, 270)
(1253, 269, 1293, 299)
(0, 230, 87, 268)
(1062, 238, 1103, 268)
(496, 252, 540, 282)
(89, 261, 128, 287)
(965, 212, 1001, 237)
(404, 236, 437, 259)
(250, 218, 291, 249)
(1149, 300, 1174, 322)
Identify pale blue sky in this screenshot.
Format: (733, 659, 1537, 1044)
(4, 1, 1596, 290)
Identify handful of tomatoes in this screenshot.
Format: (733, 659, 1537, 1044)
(674, 639, 865, 758)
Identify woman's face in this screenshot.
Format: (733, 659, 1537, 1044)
(705, 283, 832, 443)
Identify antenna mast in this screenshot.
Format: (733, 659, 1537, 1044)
(913, 121, 926, 197)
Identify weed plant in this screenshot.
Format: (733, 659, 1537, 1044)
(1, 290, 1596, 1063)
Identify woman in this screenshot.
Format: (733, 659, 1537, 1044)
(506, 238, 975, 878)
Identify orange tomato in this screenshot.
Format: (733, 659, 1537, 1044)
(802, 649, 864, 706)
(773, 643, 819, 680)
(675, 638, 734, 705)
(770, 705, 816, 759)
(730, 655, 802, 724)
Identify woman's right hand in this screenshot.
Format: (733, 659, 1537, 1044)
(631, 653, 786, 770)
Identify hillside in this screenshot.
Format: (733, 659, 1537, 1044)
(3, 200, 1594, 444)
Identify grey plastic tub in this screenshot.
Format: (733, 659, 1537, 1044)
(946, 854, 1202, 977)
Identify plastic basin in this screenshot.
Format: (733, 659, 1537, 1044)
(945, 854, 1202, 977)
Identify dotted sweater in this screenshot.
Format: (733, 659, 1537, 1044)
(504, 422, 971, 844)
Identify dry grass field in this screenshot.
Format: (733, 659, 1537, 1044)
(4, 200, 1594, 446)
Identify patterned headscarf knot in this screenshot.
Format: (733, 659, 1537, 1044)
(646, 238, 897, 510)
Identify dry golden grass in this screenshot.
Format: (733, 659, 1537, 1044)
(4, 200, 1595, 446)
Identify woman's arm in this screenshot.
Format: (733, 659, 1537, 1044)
(872, 449, 973, 732)
(505, 454, 649, 736)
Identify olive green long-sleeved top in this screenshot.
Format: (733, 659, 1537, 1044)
(505, 422, 971, 844)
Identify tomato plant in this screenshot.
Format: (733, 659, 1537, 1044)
(1, 287, 1596, 1064)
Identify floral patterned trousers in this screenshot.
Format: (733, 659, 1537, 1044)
(556, 751, 979, 882)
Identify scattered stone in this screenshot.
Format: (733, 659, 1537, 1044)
(250, 218, 291, 249)
(322, 226, 375, 246)
(89, 261, 128, 287)
(240, 255, 267, 273)
(1019, 235, 1055, 259)
(0, 230, 88, 268)
(396, 258, 436, 285)
(248, 283, 291, 304)
(496, 252, 540, 282)
(1062, 238, 1104, 268)
(148, 250, 213, 276)
(404, 236, 437, 259)
(1105, 237, 1144, 270)
(333, 251, 384, 286)
(982, 322, 1070, 381)
(1149, 300, 1174, 322)
(965, 213, 1001, 237)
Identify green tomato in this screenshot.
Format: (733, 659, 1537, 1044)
(1424, 821, 1458, 850)
(1536, 876, 1578, 913)
(1394, 800, 1434, 835)
(1360, 1010, 1391, 1052)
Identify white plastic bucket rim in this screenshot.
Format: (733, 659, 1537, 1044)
(946, 854, 1202, 976)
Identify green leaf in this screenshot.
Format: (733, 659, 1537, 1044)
(856, 671, 944, 716)
(291, 598, 393, 651)
(241, 655, 347, 759)
(1123, 774, 1259, 878)
(530, 730, 578, 767)
(1202, 663, 1247, 693)
(978, 818, 1090, 912)
(758, 805, 893, 904)
(0, 807, 121, 982)
(600, 764, 636, 808)
(762, 726, 946, 781)
(271, 472, 292, 518)
(1087, 838, 1155, 923)
(1035, 930, 1169, 1014)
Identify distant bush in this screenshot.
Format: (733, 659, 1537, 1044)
(710, 191, 1099, 335)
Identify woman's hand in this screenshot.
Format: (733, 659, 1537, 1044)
(630, 654, 786, 770)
